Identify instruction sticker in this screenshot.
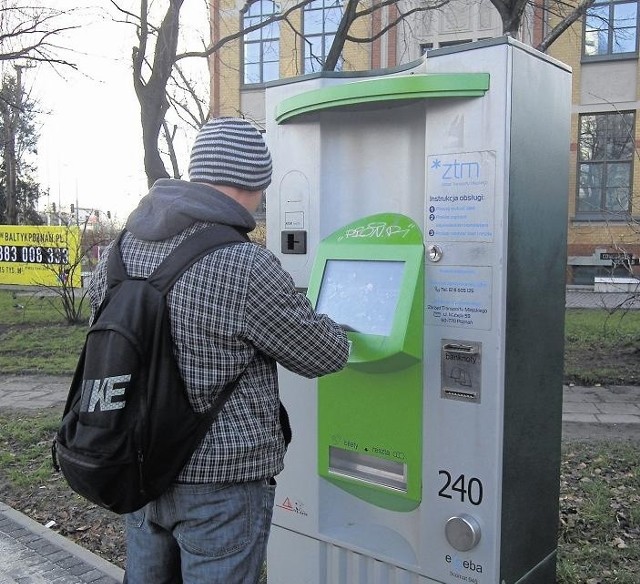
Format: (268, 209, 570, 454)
(426, 151, 496, 242)
(426, 266, 492, 330)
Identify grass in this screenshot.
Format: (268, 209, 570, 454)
(0, 289, 88, 374)
(565, 309, 640, 349)
(2, 290, 640, 383)
(0, 410, 637, 582)
(0, 288, 88, 326)
(0, 410, 61, 488)
(557, 441, 640, 583)
(0, 325, 87, 374)
(564, 308, 640, 385)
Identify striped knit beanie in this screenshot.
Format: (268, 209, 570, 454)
(188, 117, 272, 191)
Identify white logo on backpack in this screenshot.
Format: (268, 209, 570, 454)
(80, 375, 132, 412)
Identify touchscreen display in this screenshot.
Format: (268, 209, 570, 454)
(315, 259, 405, 336)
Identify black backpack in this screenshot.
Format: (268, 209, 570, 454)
(52, 224, 249, 514)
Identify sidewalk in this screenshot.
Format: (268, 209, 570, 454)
(1, 374, 639, 425)
(0, 374, 638, 583)
(0, 375, 124, 583)
(0, 502, 123, 584)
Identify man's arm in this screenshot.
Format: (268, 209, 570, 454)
(244, 248, 349, 378)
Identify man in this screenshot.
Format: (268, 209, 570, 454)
(88, 117, 349, 583)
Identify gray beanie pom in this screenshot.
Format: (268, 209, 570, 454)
(188, 117, 272, 191)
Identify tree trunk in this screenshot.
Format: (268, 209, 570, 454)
(3, 111, 17, 224)
(537, 0, 595, 53)
(323, 0, 360, 71)
(134, 0, 184, 187)
(489, 0, 529, 36)
(2, 71, 20, 225)
(139, 91, 171, 187)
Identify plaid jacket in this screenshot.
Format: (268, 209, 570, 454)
(89, 221, 349, 483)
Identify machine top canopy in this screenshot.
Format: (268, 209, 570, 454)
(275, 73, 490, 124)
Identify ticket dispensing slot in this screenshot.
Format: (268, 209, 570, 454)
(329, 447, 408, 492)
(307, 213, 424, 512)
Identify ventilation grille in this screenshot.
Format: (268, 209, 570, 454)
(320, 541, 420, 584)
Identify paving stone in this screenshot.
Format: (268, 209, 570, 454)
(0, 504, 123, 584)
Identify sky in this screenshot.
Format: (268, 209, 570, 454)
(31, 1, 208, 223)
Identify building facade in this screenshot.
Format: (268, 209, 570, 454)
(545, 0, 640, 284)
(208, 0, 640, 285)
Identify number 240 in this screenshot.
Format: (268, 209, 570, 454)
(438, 471, 483, 505)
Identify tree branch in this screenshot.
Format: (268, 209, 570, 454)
(537, 0, 596, 52)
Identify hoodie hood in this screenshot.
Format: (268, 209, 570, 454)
(125, 179, 256, 241)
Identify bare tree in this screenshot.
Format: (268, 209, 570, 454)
(0, 3, 78, 68)
(36, 221, 88, 325)
(323, 0, 599, 69)
(116, 0, 457, 185)
(129, 0, 185, 186)
(113, 0, 600, 186)
(112, 0, 317, 186)
(490, 0, 530, 36)
(0, 3, 80, 224)
(1, 66, 32, 225)
(37, 216, 120, 325)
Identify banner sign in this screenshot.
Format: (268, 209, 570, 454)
(0, 226, 82, 287)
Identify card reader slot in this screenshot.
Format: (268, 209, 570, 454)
(442, 342, 479, 354)
(329, 446, 407, 492)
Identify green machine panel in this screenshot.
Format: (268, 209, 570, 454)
(307, 213, 424, 511)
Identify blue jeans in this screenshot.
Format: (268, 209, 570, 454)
(123, 479, 276, 584)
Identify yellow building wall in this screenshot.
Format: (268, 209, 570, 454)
(210, 0, 243, 116)
(342, 13, 371, 71)
(279, 7, 303, 78)
(212, 0, 373, 99)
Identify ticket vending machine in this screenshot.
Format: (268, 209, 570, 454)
(311, 213, 424, 513)
(266, 37, 571, 584)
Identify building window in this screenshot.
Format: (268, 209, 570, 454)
(583, 0, 638, 59)
(577, 111, 635, 217)
(439, 39, 473, 47)
(243, 0, 280, 85)
(303, 0, 343, 73)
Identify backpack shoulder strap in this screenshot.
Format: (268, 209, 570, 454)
(149, 224, 251, 420)
(148, 224, 250, 294)
(105, 230, 129, 288)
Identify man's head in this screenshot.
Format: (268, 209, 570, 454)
(188, 117, 272, 193)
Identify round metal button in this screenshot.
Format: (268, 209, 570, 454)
(445, 514, 482, 551)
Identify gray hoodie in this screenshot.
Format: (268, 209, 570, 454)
(125, 178, 256, 241)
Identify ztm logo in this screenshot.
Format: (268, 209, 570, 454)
(431, 158, 481, 181)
